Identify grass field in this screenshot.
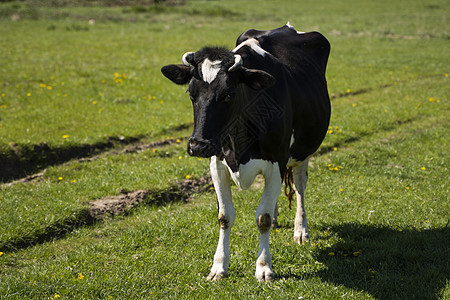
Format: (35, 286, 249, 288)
(0, 0, 449, 299)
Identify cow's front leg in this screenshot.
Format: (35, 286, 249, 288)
(255, 164, 283, 282)
(207, 156, 235, 281)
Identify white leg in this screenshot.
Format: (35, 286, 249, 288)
(272, 201, 279, 228)
(207, 156, 235, 281)
(293, 159, 309, 244)
(254, 164, 283, 282)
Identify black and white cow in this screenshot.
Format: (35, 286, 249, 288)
(161, 23, 331, 281)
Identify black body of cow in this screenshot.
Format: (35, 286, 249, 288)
(161, 24, 331, 178)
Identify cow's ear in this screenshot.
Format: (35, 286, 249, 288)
(240, 68, 276, 90)
(161, 64, 192, 85)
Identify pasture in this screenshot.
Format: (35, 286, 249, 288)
(0, 0, 449, 299)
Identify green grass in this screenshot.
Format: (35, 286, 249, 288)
(1, 0, 449, 299)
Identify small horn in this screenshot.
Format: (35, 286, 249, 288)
(228, 54, 243, 72)
(182, 52, 195, 66)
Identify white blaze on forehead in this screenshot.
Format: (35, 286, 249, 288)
(232, 38, 269, 57)
(201, 58, 222, 84)
(286, 21, 305, 34)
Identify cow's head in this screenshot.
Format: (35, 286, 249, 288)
(161, 47, 275, 158)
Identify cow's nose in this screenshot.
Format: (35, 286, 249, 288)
(187, 138, 219, 157)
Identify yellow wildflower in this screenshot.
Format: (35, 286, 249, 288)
(328, 252, 335, 256)
(40, 83, 47, 88)
(62, 134, 70, 139)
(78, 273, 85, 280)
(346, 89, 351, 93)
(54, 294, 61, 299)
(421, 167, 426, 170)
(0, 252, 3, 256)
(176, 139, 181, 143)
(352, 103, 357, 107)
(353, 251, 360, 256)
(185, 175, 191, 179)
(27, 93, 31, 97)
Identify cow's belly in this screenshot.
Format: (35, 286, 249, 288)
(221, 158, 280, 190)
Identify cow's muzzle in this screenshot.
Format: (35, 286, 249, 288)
(187, 137, 221, 158)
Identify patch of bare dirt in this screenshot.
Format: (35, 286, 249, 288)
(88, 176, 212, 220)
(89, 190, 149, 220)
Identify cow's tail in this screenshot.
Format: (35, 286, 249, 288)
(283, 167, 295, 209)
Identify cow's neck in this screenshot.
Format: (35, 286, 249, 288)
(220, 85, 258, 172)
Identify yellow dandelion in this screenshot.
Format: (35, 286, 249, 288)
(62, 134, 70, 139)
(54, 294, 61, 299)
(92, 101, 97, 105)
(339, 188, 343, 192)
(27, 93, 31, 97)
(40, 83, 47, 88)
(178, 156, 182, 160)
(327, 130, 333, 134)
(333, 147, 337, 151)
(421, 167, 426, 170)
(346, 89, 351, 93)
(185, 175, 192, 179)
(47, 86, 53, 90)
(406, 186, 410, 190)
(328, 252, 335, 256)
(429, 97, 435, 102)
(176, 139, 181, 143)
(352, 103, 357, 107)
(78, 273, 85, 280)
(0, 252, 3, 256)
(152, 148, 157, 153)
(58, 177, 63, 181)
(71, 179, 77, 183)
(152, 96, 156, 100)
(1, 93, 5, 97)
(285, 242, 290, 245)
(445, 73, 449, 77)
(114, 72, 120, 78)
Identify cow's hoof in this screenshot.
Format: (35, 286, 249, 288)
(206, 270, 228, 281)
(255, 267, 274, 282)
(293, 232, 309, 244)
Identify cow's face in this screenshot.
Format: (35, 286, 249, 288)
(161, 47, 275, 158)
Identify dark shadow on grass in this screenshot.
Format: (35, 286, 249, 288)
(0, 123, 192, 183)
(0, 136, 143, 183)
(311, 223, 450, 300)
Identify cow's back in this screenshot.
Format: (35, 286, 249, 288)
(236, 25, 331, 162)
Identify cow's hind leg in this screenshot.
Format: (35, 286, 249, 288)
(255, 163, 283, 282)
(293, 158, 310, 244)
(207, 156, 235, 281)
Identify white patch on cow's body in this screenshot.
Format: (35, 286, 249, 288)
(286, 21, 305, 34)
(201, 58, 222, 84)
(290, 132, 295, 147)
(232, 38, 269, 57)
